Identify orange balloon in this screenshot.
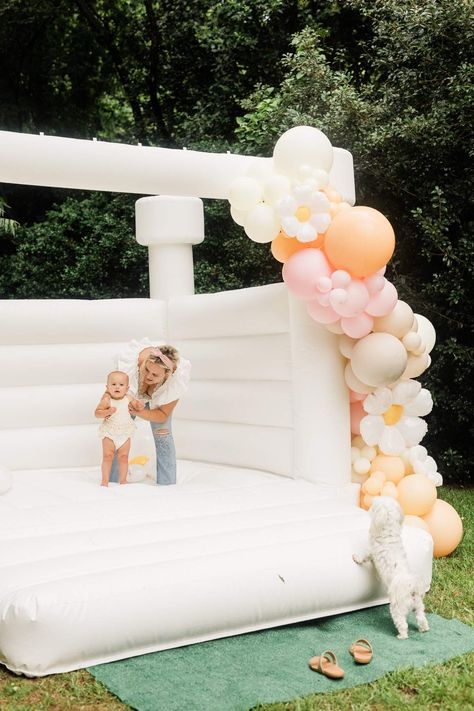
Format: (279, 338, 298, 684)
(370, 455, 405, 484)
(323, 206, 395, 277)
(397, 474, 437, 516)
(322, 186, 341, 203)
(422, 499, 463, 558)
(363, 473, 384, 496)
(362, 493, 374, 510)
(271, 230, 323, 263)
(403, 515, 431, 533)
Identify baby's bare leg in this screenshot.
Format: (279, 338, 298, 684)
(101, 438, 115, 487)
(117, 439, 131, 485)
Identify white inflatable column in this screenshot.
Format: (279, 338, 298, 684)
(289, 295, 351, 485)
(135, 196, 205, 299)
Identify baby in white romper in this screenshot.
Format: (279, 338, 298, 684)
(95, 371, 144, 487)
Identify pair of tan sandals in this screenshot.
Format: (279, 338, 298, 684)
(308, 639, 373, 679)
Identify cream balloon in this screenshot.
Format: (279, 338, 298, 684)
(339, 335, 356, 359)
(263, 174, 291, 205)
(245, 158, 274, 182)
(228, 177, 263, 212)
(326, 321, 344, 335)
(244, 203, 280, 244)
(402, 352, 430, 379)
(273, 126, 334, 178)
(230, 205, 247, 227)
(373, 300, 414, 338)
(350, 332, 408, 387)
(344, 362, 375, 394)
(414, 313, 436, 354)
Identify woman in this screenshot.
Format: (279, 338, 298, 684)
(109, 338, 191, 485)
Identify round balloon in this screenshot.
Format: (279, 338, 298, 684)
(373, 300, 414, 338)
(422, 499, 463, 557)
(350, 332, 408, 387)
(397, 474, 437, 516)
(271, 231, 322, 263)
(403, 515, 431, 533)
(414, 313, 437, 354)
(273, 126, 334, 177)
(370, 455, 405, 484)
(228, 177, 263, 212)
(323, 207, 395, 278)
(282, 248, 332, 300)
(244, 204, 280, 243)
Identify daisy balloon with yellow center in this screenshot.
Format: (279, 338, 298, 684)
(277, 185, 331, 243)
(360, 380, 433, 456)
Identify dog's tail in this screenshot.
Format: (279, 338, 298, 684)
(389, 572, 425, 601)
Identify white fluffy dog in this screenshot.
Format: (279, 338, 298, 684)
(353, 496, 429, 639)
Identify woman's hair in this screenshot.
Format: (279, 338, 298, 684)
(138, 345, 179, 396)
(147, 345, 179, 371)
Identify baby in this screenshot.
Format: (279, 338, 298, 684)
(95, 371, 144, 487)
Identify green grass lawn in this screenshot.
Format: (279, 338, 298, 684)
(1, 487, 472, 711)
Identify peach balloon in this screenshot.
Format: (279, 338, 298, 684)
(422, 500, 463, 557)
(370, 455, 405, 484)
(397, 474, 437, 516)
(324, 206, 395, 278)
(362, 493, 374, 510)
(363, 473, 385, 495)
(271, 231, 322, 263)
(403, 515, 431, 533)
(381, 481, 398, 498)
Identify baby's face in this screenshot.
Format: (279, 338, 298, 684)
(107, 374, 129, 399)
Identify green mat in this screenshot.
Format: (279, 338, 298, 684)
(88, 606, 474, 711)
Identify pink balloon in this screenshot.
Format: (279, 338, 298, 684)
(282, 248, 332, 300)
(331, 270, 351, 288)
(341, 312, 374, 338)
(349, 389, 366, 403)
(330, 279, 370, 317)
(350, 400, 366, 434)
(365, 279, 398, 317)
(365, 274, 385, 294)
(307, 298, 340, 324)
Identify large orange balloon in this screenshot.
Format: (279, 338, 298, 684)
(324, 206, 395, 277)
(271, 230, 323, 263)
(397, 474, 437, 516)
(423, 499, 463, 557)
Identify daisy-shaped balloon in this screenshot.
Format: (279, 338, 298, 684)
(406, 445, 442, 486)
(360, 380, 433, 456)
(277, 185, 331, 243)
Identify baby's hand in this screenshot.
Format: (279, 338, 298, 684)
(134, 400, 145, 411)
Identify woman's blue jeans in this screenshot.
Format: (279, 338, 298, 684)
(109, 407, 176, 485)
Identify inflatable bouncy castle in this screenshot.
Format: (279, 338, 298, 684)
(0, 127, 461, 676)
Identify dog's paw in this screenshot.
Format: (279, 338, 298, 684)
(397, 632, 408, 640)
(419, 622, 430, 633)
(352, 553, 362, 564)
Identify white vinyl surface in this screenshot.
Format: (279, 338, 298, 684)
(0, 463, 433, 677)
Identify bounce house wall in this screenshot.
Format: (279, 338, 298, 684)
(0, 283, 350, 482)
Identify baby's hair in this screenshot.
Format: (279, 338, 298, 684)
(107, 370, 129, 383)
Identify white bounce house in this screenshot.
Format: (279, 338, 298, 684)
(0, 129, 433, 677)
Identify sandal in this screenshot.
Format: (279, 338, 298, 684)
(349, 638, 373, 664)
(308, 650, 345, 679)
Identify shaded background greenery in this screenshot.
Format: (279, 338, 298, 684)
(0, 0, 472, 484)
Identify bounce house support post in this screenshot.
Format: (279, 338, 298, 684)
(135, 195, 205, 300)
(288, 295, 352, 487)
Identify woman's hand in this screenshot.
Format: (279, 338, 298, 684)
(128, 401, 144, 417)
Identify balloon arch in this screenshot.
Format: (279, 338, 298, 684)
(228, 126, 462, 558)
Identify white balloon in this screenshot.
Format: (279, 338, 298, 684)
(354, 457, 371, 475)
(263, 174, 291, 205)
(0, 465, 12, 495)
(273, 126, 334, 178)
(402, 352, 430, 379)
(414, 313, 436, 354)
(245, 158, 274, 182)
(228, 177, 263, 212)
(230, 205, 247, 227)
(244, 203, 280, 244)
(127, 465, 147, 483)
(351, 332, 408, 387)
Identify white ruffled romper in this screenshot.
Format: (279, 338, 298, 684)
(99, 396, 136, 450)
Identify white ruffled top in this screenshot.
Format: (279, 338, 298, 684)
(115, 337, 191, 409)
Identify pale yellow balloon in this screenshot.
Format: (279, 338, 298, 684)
(423, 499, 463, 558)
(397, 474, 437, 516)
(373, 300, 414, 338)
(403, 515, 431, 532)
(402, 352, 430, 379)
(381, 481, 398, 498)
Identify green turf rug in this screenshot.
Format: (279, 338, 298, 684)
(88, 606, 474, 711)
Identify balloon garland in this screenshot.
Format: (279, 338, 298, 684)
(228, 126, 463, 558)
